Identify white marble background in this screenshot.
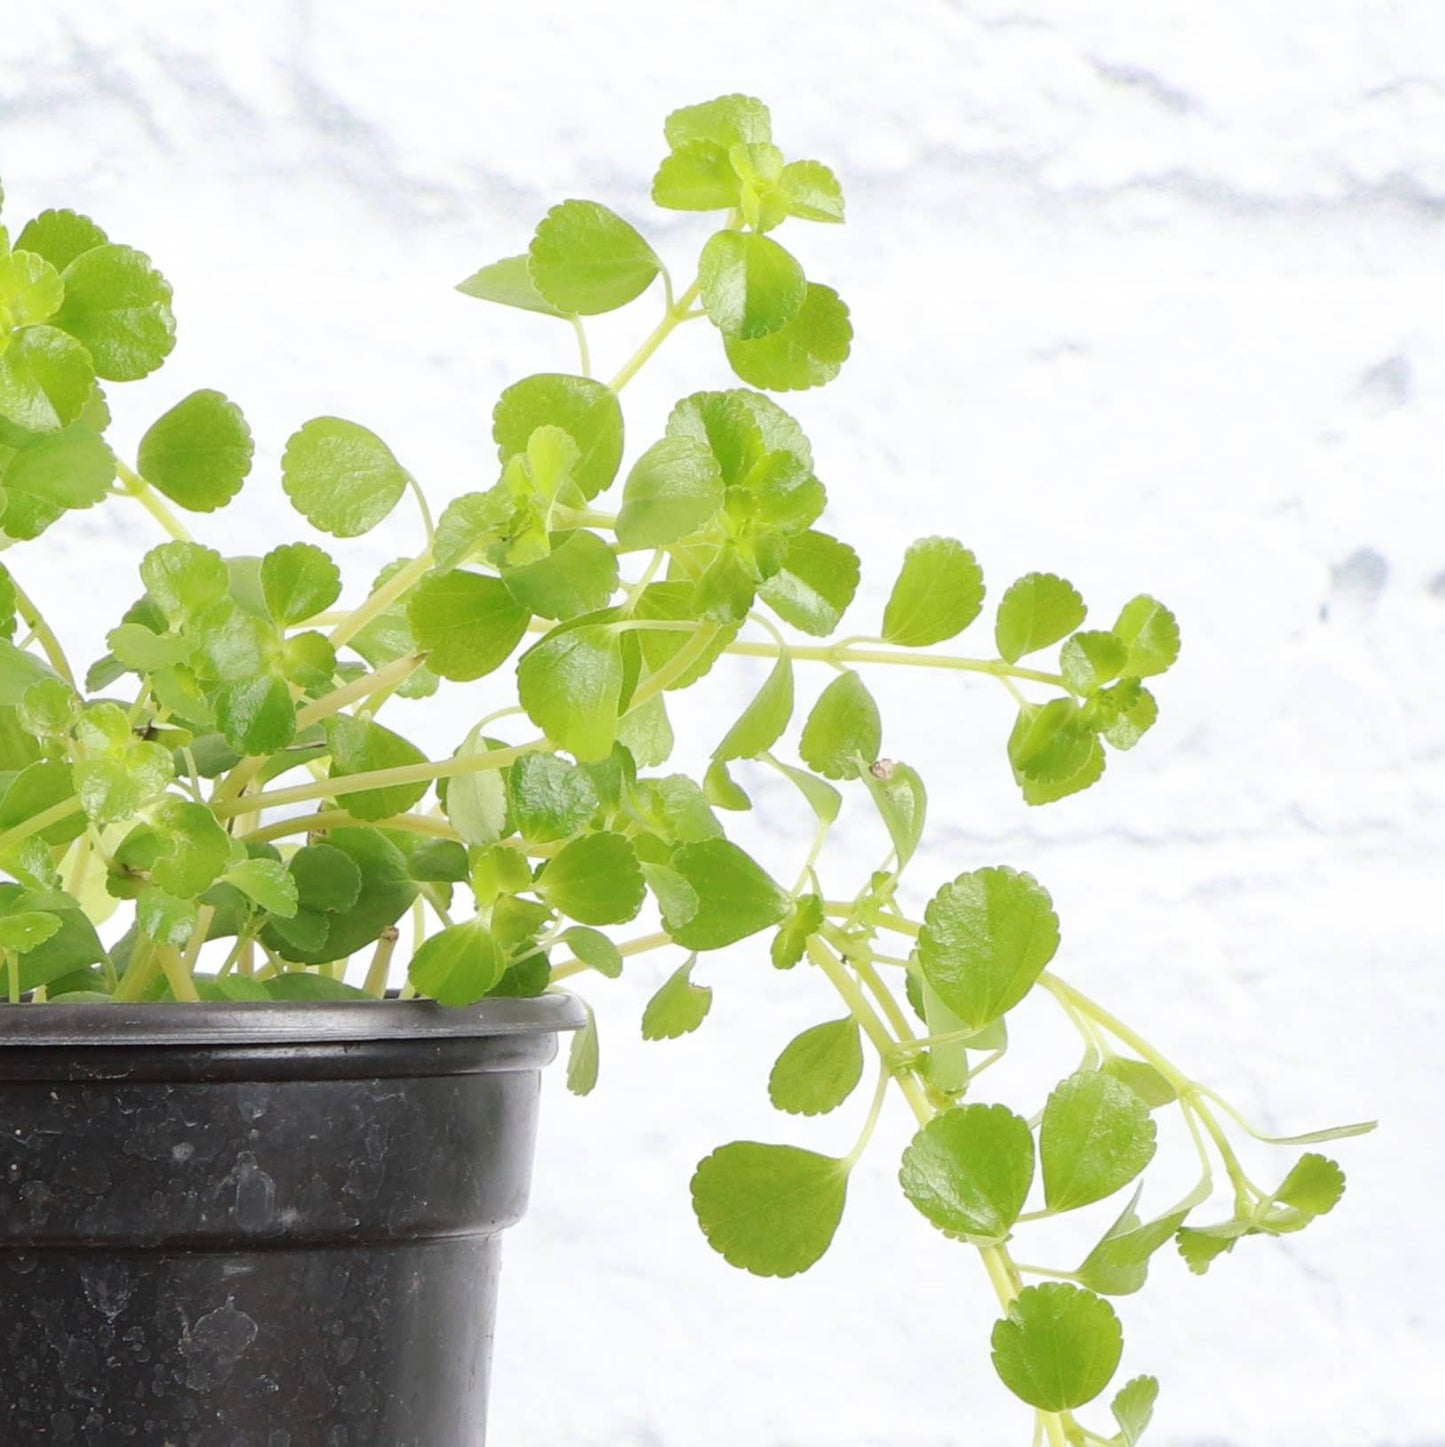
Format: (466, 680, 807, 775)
(2, 3, 1441, 1444)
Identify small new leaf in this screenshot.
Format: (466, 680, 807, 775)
(1113, 596, 1181, 678)
(995, 573, 1087, 664)
(768, 1018, 863, 1116)
(759, 530, 859, 637)
(641, 957, 713, 1040)
(616, 436, 724, 548)
(1111, 1375, 1160, 1446)
(723, 283, 852, 392)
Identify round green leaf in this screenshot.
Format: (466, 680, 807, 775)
(1007, 698, 1106, 806)
(441, 734, 509, 848)
(0, 423, 115, 539)
(780, 160, 846, 223)
(537, 830, 644, 926)
(493, 373, 624, 502)
(502, 530, 618, 620)
(407, 570, 530, 682)
(148, 797, 230, 898)
(0, 761, 84, 846)
(281, 416, 411, 538)
(664, 94, 772, 150)
(723, 283, 851, 392)
(882, 537, 986, 647)
(916, 866, 1060, 1031)
(507, 751, 599, 844)
(768, 1018, 862, 1116)
(0, 326, 95, 433)
(289, 842, 363, 914)
(214, 674, 296, 757)
(324, 714, 429, 821)
(698, 231, 807, 340)
(516, 620, 623, 763)
(616, 436, 725, 548)
(1041, 1070, 1158, 1213)
(137, 389, 253, 513)
(664, 838, 789, 951)
(224, 857, 300, 919)
(990, 1283, 1124, 1411)
(55, 243, 176, 381)
(651, 143, 741, 212)
(527, 200, 661, 316)
(558, 925, 622, 979)
(260, 542, 342, 626)
(691, 1141, 847, 1278)
(899, 1104, 1035, 1241)
(641, 958, 713, 1040)
(0, 249, 64, 327)
(14, 209, 109, 273)
(409, 920, 503, 1006)
(139, 541, 229, 625)
(0, 910, 62, 954)
(995, 573, 1086, 664)
(799, 670, 881, 781)
(758, 530, 858, 637)
(1112, 595, 1181, 678)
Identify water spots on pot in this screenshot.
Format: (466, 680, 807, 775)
(231, 1153, 278, 1231)
(179, 1298, 259, 1392)
(81, 1261, 135, 1322)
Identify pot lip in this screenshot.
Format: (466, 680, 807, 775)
(0, 992, 587, 1047)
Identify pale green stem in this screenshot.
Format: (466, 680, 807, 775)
(548, 929, 674, 982)
(114, 460, 193, 542)
(328, 549, 435, 651)
(211, 739, 548, 821)
(406, 475, 435, 542)
(723, 638, 1072, 692)
(0, 796, 85, 856)
(841, 1066, 892, 1170)
(570, 315, 592, 377)
(242, 808, 461, 845)
(625, 625, 720, 714)
(607, 279, 703, 393)
(8, 576, 75, 685)
(362, 927, 400, 998)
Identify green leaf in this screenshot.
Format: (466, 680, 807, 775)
(137, 389, 253, 513)
(616, 436, 725, 548)
(259, 542, 342, 627)
(917, 867, 1060, 1030)
(538, 830, 644, 926)
(1099, 1057, 1178, 1109)
(768, 1017, 862, 1116)
(665, 387, 813, 486)
(13, 209, 108, 272)
(566, 1000, 600, 1095)
(0, 326, 95, 432)
(617, 693, 673, 768)
(771, 893, 823, 969)
(281, 416, 411, 538)
(0, 910, 61, 953)
(0, 249, 63, 327)
(0, 641, 60, 707)
(104, 624, 190, 672)
(641, 957, 713, 1040)
(0, 760, 84, 845)
(1112, 596, 1181, 678)
(516, 620, 624, 763)
(54, 243, 175, 380)
(652, 143, 741, 212)
(507, 751, 599, 843)
(780, 160, 846, 223)
(703, 757, 751, 812)
(441, 734, 509, 847)
(881, 537, 985, 647)
(1060, 630, 1127, 695)
(527, 200, 660, 316)
(502, 530, 618, 620)
(758, 530, 859, 637)
(723, 284, 851, 392)
(136, 886, 197, 948)
(1111, 1376, 1160, 1446)
(409, 919, 503, 1006)
(456, 255, 574, 318)
(148, 797, 230, 897)
(713, 651, 793, 762)
(858, 759, 926, 868)
(1076, 1187, 1197, 1297)
(665, 95, 772, 150)
(558, 925, 622, 978)
(140, 541, 229, 625)
(264, 827, 417, 966)
(214, 674, 296, 757)
(1041, 1071, 1158, 1213)
(0, 423, 115, 539)
(995, 573, 1086, 663)
(799, 671, 880, 781)
(493, 374, 624, 502)
(432, 486, 512, 571)
(1272, 1152, 1346, 1218)
(664, 839, 789, 951)
(0, 888, 106, 988)
(899, 1104, 1035, 1242)
(691, 1141, 846, 1278)
(766, 758, 841, 825)
(224, 857, 300, 919)
(400, 568, 530, 683)
(698, 231, 806, 340)
(991, 1283, 1123, 1412)
(1008, 698, 1106, 806)
(289, 842, 363, 914)
(325, 714, 429, 821)
(1093, 680, 1159, 752)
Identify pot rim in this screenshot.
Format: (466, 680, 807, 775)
(0, 992, 586, 1047)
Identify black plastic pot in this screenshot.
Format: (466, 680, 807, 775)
(0, 995, 583, 1446)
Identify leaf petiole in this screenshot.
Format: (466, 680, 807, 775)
(114, 460, 193, 542)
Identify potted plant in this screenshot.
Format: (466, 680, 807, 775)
(0, 94, 1369, 1444)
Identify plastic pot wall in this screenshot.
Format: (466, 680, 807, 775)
(0, 995, 582, 1446)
